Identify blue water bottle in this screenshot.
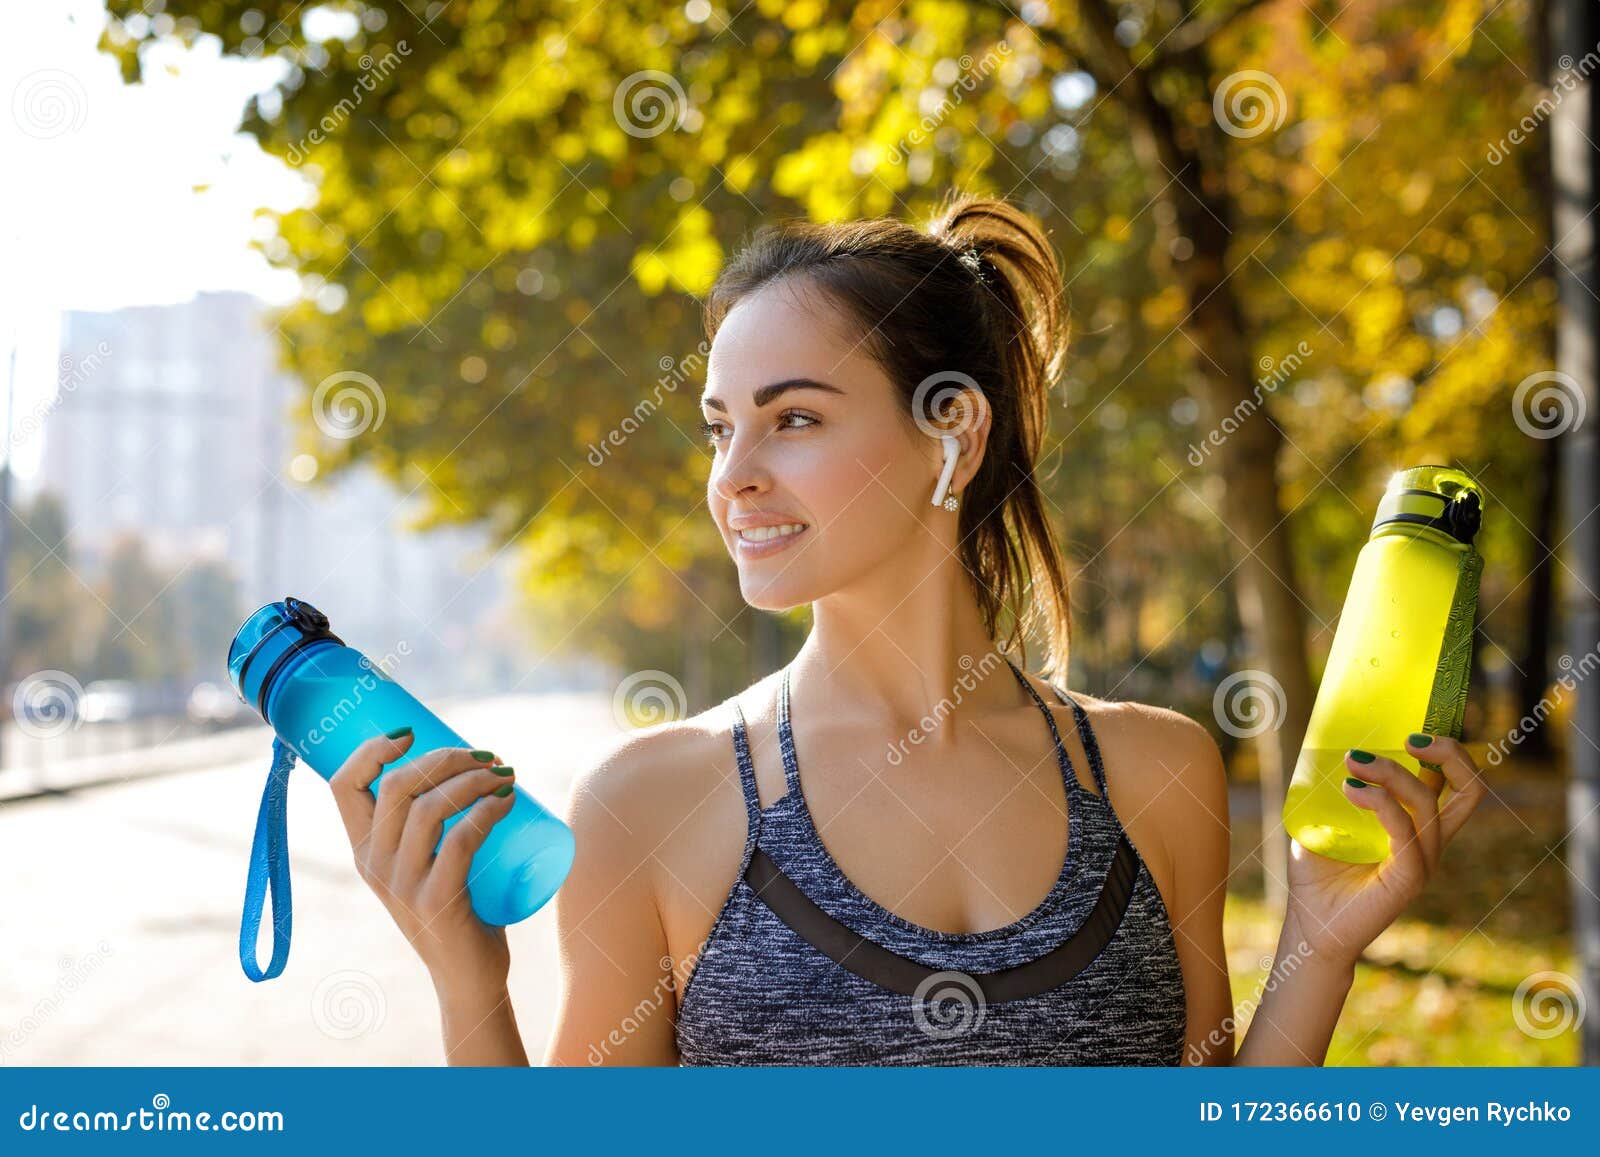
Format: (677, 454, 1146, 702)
(226, 596, 576, 981)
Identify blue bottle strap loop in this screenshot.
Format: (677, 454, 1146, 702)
(239, 736, 297, 981)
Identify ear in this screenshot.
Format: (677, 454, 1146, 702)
(948, 389, 992, 493)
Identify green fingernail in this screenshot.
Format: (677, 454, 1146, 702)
(470, 749, 495, 762)
(1345, 776, 1369, 788)
(1348, 749, 1376, 763)
(492, 765, 515, 777)
(492, 784, 514, 797)
(1408, 732, 1433, 747)
(384, 725, 413, 739)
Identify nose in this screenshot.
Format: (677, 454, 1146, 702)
(711, 433, 772, 504)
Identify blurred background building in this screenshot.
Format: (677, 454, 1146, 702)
(40, 290, 518, 690)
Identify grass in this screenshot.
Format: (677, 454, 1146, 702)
(1223, 892, 1579, 1065)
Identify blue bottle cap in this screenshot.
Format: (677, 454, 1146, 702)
(226, 597, 343, 723)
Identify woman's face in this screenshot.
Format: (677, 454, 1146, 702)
(701, 279, 946, 611)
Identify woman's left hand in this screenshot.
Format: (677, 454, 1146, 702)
(1285, 733, 1487, 970)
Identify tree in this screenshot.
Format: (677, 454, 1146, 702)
(1, 492, 88, 680)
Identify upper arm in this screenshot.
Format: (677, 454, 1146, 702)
(1142, 707, 1235, 1065)
(542, 733, 680, 1066)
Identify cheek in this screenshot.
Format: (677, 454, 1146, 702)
(805, 428, 925, 527)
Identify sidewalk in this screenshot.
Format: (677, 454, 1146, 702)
(0, 691, 622, 1065)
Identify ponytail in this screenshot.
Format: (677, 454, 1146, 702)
(927, 194, 1072, 681)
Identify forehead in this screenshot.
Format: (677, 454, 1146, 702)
(705, 278, 875, 397)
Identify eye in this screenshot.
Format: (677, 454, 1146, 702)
(778, 409, 819, 431)
(698, 410, 818, 447)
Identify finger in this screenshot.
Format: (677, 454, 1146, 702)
(1410, 759, 1447, 796)
(1345, 750, 1441, 874)
(1406, 733, 1486, 846)
(396, 767, 515, 879)
(329, 728, 416, 848)
(427, 789, 517, 904)
(371, 746, 497, 863)
(1343, 775, 1427, 884)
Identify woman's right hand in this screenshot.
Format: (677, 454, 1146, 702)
(329, 729, 518, 994)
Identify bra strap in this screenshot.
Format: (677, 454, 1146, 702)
(729, 701, 764, 853)
(778, 658, 1110, 803)
(776, 667, 803, 799)
(1001, 655, 1087, 799)
(1043, 682, 1112, 803)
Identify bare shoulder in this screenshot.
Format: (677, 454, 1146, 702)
(563, 688, 766, 967)
(566, 701, 743, 847)
(1088, 696, 1223, 766)
(1087, 695, 1226, 810)
(1057, 692, 1230, 897)
(545, 701, 751, 1061)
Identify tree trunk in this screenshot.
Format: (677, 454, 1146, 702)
(1039, 2, 1319, 915)
(1161, 121, 1312, 920)
(1550, 0, 1600, 1068)
(1515, 437, 1560, 759)
(1186, 248, 1314, 920)
(1514, 0, 1561, 761)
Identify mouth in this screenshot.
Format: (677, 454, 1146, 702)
(732, 521, 810, 559)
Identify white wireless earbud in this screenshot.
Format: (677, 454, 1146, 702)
(931, 435, 960, 510)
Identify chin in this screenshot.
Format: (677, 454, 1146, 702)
(738, 573, 815, 612)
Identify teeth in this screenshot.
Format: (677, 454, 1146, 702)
(738, 523, 806, 543)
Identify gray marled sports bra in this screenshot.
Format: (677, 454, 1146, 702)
(674, 656, 1188, 1065)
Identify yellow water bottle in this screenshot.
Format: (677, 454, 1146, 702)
(1283, 465, 1485, 863)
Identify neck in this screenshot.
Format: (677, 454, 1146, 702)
(790, 548, 1029, 737)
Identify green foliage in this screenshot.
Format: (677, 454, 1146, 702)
(2, 491, 241, 686)
(96, 1, 1556, 718)
(1226, 890, 1579, 1066)
(2, 492, 84, 679)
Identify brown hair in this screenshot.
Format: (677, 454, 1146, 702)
(703, 191, 1073, 685)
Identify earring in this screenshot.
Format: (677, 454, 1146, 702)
(943, 492, 959, 512)
(931, 435, 959, 509)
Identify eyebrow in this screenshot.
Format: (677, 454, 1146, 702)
(700, 377, 847, 412)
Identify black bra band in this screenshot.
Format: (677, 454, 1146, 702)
(743, 833, 1140, 1002)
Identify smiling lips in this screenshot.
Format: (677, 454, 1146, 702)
(730, 518, 810, 558)
(738, 522, 806, 542)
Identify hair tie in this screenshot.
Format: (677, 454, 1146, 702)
(958, 244, 993, 285)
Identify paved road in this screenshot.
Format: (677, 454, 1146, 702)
(0, 692, 624, 1066)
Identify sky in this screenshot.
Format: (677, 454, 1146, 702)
(1, 0, 311, 482)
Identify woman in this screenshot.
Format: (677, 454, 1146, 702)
(326, 192, 1487, 1065)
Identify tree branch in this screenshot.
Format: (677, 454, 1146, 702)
(969, 0, 1122, 96)
(1156, 0, 1278, 62)
(1073, 0, 1191, 176)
